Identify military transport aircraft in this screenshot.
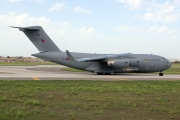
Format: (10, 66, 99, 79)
(11, 26, 171, 76)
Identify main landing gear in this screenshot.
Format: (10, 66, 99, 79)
(97, 73, 103, 75)
(159, 73, 163, 76)
(96, 73, 111, 75)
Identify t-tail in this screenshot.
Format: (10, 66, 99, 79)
(10, 26, 61, 52)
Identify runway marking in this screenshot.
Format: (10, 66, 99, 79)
(32, 77, 40, 80)
(110, 77, 127, 80)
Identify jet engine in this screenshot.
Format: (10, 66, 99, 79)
(107, 59, 141, 68)
(107, 59, 129, 68)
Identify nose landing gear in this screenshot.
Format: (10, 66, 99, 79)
(159, 73, 163, 76)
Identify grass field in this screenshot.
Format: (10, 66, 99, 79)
(161, 63, 180, 74)
(0, 80, 180, 120)
(172, 63, 180, 66)
(0, 62, 57, 66)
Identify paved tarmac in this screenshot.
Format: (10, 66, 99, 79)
(0, 65, 180, 81)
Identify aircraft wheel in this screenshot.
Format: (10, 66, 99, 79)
(97, 73, 103, 75)
(159, 73, 163, 76)
(105, 73, 111, 75)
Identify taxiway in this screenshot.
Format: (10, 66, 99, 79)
(0, 65, 180, 80)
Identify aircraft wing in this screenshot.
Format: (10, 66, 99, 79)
(76, 54, 130, 62)
(66, 50, 131, 62)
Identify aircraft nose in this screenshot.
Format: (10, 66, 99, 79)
(168, 61, 172, 69)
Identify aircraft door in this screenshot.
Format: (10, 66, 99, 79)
(150, 60, 159, 72)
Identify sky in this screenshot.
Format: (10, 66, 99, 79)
(0, 0, 180, 59)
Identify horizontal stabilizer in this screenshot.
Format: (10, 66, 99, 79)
(10, 26, 40, 31)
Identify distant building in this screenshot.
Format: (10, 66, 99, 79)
(0, 56, 45, 62)
(168, 59, 180, 63)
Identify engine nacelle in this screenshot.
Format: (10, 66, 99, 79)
(107, 59, 129, 68)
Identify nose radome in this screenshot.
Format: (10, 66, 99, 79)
(168, 61, 172, 68)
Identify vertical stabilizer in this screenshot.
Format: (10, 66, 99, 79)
(11, 26, 61, 52)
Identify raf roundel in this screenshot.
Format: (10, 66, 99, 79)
(41, 39, 45, 42)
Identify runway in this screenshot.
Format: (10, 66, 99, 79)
(0, 65, 180, 80)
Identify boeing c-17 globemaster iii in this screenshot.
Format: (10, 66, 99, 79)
(11, 26, 171, 76)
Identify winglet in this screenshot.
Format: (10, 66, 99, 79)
(66, 50, 75, 61)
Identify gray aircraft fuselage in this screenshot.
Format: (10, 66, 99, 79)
(32, 51, 171, 74)
(12, 26, 172, 76)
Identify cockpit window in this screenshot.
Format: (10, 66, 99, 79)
(161, 58, 168, 61)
